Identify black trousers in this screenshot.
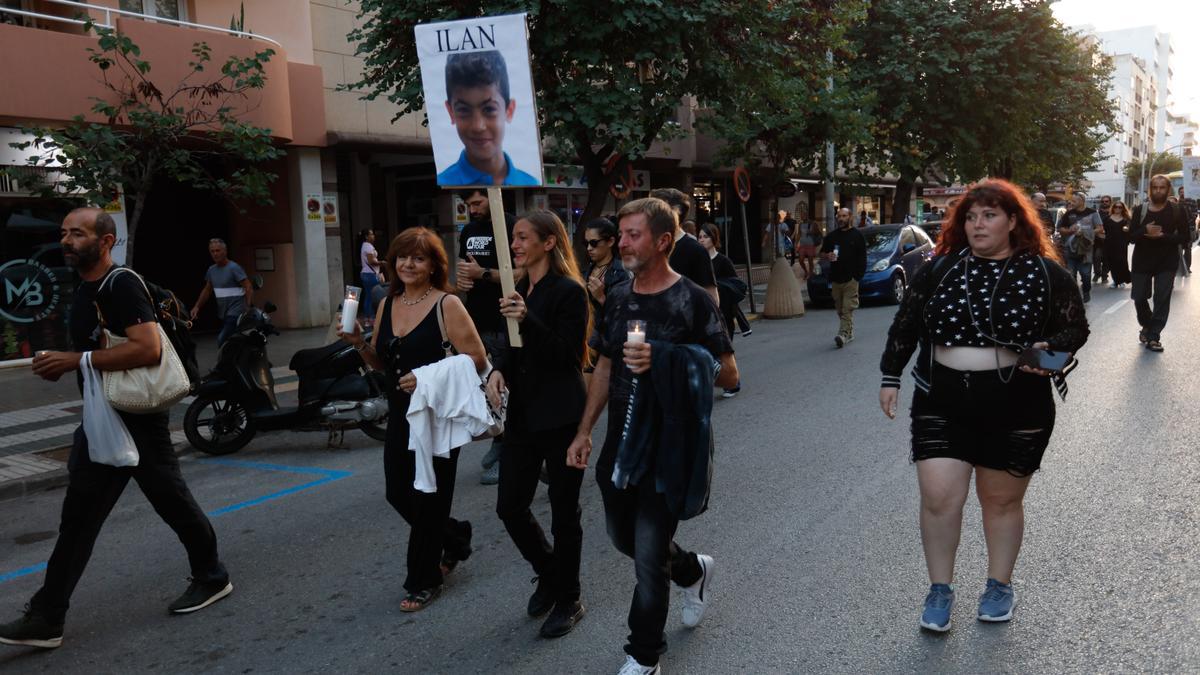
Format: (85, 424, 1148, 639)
(30, 420, 227, 623)
(384, 424, 469, 593)
(597, 460, 703, 667)
(496, 423, 585, 603)
(1131, 269, 1175, 341)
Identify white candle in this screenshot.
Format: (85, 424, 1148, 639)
(341, 299, 358, 334)
(626, 330, 645, 344)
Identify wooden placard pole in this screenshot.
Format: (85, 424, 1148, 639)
(487, 187, 523, 347)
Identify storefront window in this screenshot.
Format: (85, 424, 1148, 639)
(0, 197, 79, 361)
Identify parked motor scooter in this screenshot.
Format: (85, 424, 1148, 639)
(183, 302, 389, 455)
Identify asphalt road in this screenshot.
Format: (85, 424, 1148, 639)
(2, 278, 1198, 673)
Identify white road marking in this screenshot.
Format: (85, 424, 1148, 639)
(1104, 299, 1129, 315)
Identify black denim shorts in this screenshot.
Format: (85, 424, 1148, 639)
(910, 362, 1055, 477)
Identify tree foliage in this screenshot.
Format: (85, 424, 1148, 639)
(348, 0, 865, 235)
(6, 22, 283, 265)
(1124, 151, 1182, 190)
(847, 0, 1116, 216)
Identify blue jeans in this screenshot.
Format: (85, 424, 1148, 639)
(1065, 256, 1092, 297)
(360, 272, 380, 320)
(216, 314, 240, 347)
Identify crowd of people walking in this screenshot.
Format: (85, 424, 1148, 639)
(6, 174, 1197, 670)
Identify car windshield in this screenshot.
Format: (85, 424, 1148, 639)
(863, 230, 898, 256)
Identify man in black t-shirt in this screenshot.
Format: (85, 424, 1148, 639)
(1, 208, 230, 650)
(820, 207, 868, 347)
(1130, 175, 1190, 352)
(455, 189, 521, 484)
(1178, 186, 1197, 274)
(567, 197, 738, 673)
(650, 187, 719, 308)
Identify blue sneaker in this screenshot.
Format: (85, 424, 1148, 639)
(920, 583, 954, 632)
(977, 578, 1015, 622)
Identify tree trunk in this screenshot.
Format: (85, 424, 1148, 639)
(125, 189, 146, 269)
(574, 155, 614, 259)
(891, 174, 915, 220)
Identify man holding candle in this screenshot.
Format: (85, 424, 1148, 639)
(567, 197, 738, 675)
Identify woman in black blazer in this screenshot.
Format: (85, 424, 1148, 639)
(488, 209, 591, 639)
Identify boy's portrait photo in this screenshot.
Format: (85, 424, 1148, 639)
(416, 14, 544, 188)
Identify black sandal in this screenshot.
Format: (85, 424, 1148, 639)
(1146, 340, 1164, 352)
(400, 586, 442, 612)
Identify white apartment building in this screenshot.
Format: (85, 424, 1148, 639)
(1096, 26, 1174, 152)
(1166, 111, 1198, 157)
(1086, 54, 1157, 202)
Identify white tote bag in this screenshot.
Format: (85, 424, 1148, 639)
(80, 352, 140, 467)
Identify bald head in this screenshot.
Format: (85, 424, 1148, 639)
(66, 206, 117, 238)
(1031, 193, 1047, 208)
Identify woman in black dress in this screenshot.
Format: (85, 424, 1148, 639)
(699, 223, 745, 397)
(340, 227, 489, 612)
(1104, 201, 1132, 287)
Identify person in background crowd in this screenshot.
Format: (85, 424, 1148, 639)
(1103, 201, 1133, 288)
(699, 223, 744, 398)
(456, 188, 521, 485)
(820, 207, 868, 348)
(1092, 197, 1110, 286)
(1178, 186, 1197, 275)
(649, 187, 720, 307)
(567, 197, 738, 675)
(359, 228, 384, 325)
(488, 210, 591, 638)
(680, 220, 698, 238)
(879, 179, 1088, 633)
(583, 217, 630, 319)
(794, 217, 824, 280)
(763, 210, 796, 264)
(1057, 193, 1098, 303)
(858, 210, 873, 228)
(1130, 175, 1190, 352)
(1032, 192, 1055, 235)
(342, 227, 487, 612)
(2, 208, 232, 650)
(191, 238, 253, 346)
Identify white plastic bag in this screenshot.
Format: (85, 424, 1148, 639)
(80, 352, 139, 467)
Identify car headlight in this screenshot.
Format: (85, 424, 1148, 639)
(870, 258, 890, 272)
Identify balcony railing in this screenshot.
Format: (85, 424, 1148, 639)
(0, 0, 280, 47)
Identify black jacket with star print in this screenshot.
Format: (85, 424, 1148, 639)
(879, 248, 1089, 394)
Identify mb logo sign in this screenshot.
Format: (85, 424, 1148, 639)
(0, 259, 61, 324)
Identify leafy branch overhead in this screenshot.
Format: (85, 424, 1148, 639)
(348, 0, 864, 231)
(7, 21, 283, 265)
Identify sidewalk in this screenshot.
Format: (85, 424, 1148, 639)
(0, 264, 789, 501)
(0, 326, 330, 501)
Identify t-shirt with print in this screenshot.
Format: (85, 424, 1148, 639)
(457, 214, 515, 333)
(669, 233, 717, 290)
(205, 261, 248, 320)
(591, 275, 733, 467)
(70, 265, 166, 430)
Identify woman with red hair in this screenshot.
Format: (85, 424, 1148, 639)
(877, 179, 1089, 632)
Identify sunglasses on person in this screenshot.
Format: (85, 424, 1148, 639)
(585, 237, 612, 248)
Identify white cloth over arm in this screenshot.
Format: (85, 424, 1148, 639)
(405, 353, 491, 493)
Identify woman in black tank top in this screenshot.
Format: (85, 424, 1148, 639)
(339, 228, 488, 612)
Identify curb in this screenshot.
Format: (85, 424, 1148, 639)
(0, 439, 194, 504)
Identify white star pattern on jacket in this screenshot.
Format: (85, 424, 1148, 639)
(927, 254, 1047, 349)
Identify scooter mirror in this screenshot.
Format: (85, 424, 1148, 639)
(263, 301, 278, 314)
(251, 274, 265, 290)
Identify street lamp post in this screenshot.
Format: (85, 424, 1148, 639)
(1139, 143, 1188, 206)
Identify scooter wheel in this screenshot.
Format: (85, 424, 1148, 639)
(184, 396, 256, 455)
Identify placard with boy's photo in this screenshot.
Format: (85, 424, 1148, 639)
(415, 13, 543, 188)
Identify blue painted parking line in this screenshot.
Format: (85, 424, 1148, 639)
(0, 459, 353, 584)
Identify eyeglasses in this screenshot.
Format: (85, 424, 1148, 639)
(585, 238, 611, 248)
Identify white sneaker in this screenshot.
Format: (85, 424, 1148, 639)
(618, 655, 661, 675)
(680, 554, 714, 628)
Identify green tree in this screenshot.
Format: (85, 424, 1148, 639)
(847, 0, 1115, 217)
(1124, 151, 1183, 191)
(348, 0, 863, 237)
(7, 22, 283, 265)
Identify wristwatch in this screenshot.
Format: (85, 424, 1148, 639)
(481, 269, 492, 281)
